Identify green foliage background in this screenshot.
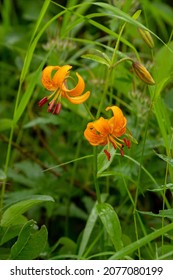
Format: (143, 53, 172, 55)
(0, 0, 173, 260)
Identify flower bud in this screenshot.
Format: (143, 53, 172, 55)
(138, 28, 154, 49)
(132, 61, 155, 85)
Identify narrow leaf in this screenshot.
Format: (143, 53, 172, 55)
(109, 222, 173, 259)
(78, 194, 107, 258)
(0, 119, 13, 132)
(82, 54, 110, 67)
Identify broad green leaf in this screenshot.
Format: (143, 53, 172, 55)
(0, 224, 24, 246)
(97, 146, 116, 175)
(10, 220, 48, 260)
(0, 195, 54, 227)
(96, 203, 123, 251)
(0, 118, 13, 132)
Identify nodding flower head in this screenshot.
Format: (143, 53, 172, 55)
(84, 106, 131, 160)
(38, 65, 90, 114)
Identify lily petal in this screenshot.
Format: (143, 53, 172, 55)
(65, 91, 90, 104)
(52, 65, 72, 89)
(84, 122, 108, 146)
(106, 106, 127, 136)
(42, 66, 60, 91)
(92, 117, 110, 135)
(61, 73, 85, 96)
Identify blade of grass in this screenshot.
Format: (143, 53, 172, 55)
(109, 222, 173, 259)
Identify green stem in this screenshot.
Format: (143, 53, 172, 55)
(111, 22, 126, 66)
(93, 147, 101, 203)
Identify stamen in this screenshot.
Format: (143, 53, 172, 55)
(120, 147, 124, 157)
(104, 149, 111, 161)
(124, 138, 131, 149)
(38, 97, 48, 107)
(47, 100, 56, 113)
(52, 102, 62, 114)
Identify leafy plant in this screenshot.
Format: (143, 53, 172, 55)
(0, 0, 173, 260)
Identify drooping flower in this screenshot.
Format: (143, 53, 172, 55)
(38, 65, 90, 114)
(84, 106, 131, 160)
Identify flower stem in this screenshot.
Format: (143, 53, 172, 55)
(93, 146, 101, 203)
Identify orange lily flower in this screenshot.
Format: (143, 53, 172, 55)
(38, 65, 90, 114)
(84, 106, 131, 160)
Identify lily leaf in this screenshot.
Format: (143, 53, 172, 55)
(155, 152, 173, 167)
(82, 53, 110, 67)
(0, 195, 54, 227)
(10, 220, 48, 260)
(96, 202, 123, 251)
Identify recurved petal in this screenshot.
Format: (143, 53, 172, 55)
(92, 117, 110, 135)
(106, 106, 127, 136)
(52, 65, 72, 88)
(42, 66, 60, 91)
(62, 73, 85, 96)
(65, 91, 90, 104)
(84, 122, 108, 146)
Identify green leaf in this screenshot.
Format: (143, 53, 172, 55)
(23, 117, 59, 128)
(109, 222, 173, 259)
(94, 2, 173, 52)
(155, 152, 173, 167)
(0, 224, 24, 246)
(14, 67, 43, 124)
(159, 209, 173, 220)
(97, 146, 116, 175)
(78, 194, 107, 258)
(148, 183, 173, 192)
(96, 203, 123, 251)
(0, 195, 54, 227)
(10, 220, 48, 260)
(0, 118, 13, 132)
(139, 209, 173, 220)
(82, 53, 110, 67)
